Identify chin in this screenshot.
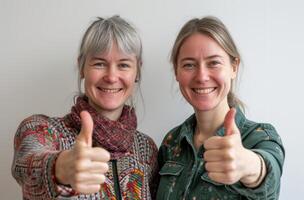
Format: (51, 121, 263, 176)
(99, 104, 122, 111)
(92, 99, 122, 111)
(192, 103, 217, 112)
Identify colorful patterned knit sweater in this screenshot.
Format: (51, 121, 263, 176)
(12, 114, 158, 200)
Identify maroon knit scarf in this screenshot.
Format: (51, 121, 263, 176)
(67, 96, 137, 159)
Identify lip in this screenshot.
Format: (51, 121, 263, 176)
(97, 87, 123, 93)
(192, 87, 216, 95)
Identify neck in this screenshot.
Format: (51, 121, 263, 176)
(194, 101, 230, 138)
(98, 109, 123, 121)
(88, 99, 123, 121)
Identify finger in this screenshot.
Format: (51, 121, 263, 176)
(89, 147, 111, 162)
(84, 174, 106, 185)
(74, 160, 109, 174)
(73, 173, 106, 185)
(208, 171, 237, 185)
(204, 149, 234, 162)
(73, 183, 101, 194)
(224, 108, 237, 136)
(88, 162, 109, 174)
(77, 111, 94, 147)
(205, 161, 236, 172)
(204, 136, 232, 150)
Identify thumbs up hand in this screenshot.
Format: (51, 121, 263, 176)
(55, 111, 111, 194)
(203, 108, 253, 185)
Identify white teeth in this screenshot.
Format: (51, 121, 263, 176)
(99, 88, 121, 93)
(193, 88, 215, 94)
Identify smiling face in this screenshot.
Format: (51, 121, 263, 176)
(82, 43, 138, 119)
(175, 33, 238, 113)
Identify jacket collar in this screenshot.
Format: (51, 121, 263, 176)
(177, 107, 246, 145)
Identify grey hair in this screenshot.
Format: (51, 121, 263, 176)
(171, 16, 245, 110)
(76, 16, 143, 107)
(78, 15, 142, 91)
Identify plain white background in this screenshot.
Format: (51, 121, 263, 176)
(1, 0, 303, 199)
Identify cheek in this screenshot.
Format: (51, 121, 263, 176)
(84, 72, 99, 88)
(125, 71, 138, 85)
(119, 76, 136, 93)
(216, 70, 233, 85)
(175, 70, 188, 85)
(126, 78, 137, 90)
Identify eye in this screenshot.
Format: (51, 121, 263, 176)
(182, 63, 196, 69)
(208, 60, 221, 68)
(118, 63, 131, 69)
(93, 62, 106, 68)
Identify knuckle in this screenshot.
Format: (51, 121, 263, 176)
(72, 183, 82, 192)
(95, 148, 111, 161)
(74, 173, 83, 183)
(88, 185, 101, 194)
(226, 139, 234, 148)
(229, 162, 237, 171)
(203, 152, 208, 160)
(103, 150, 111, 161)
(206, 163, 214, 172)
(100, 174, 106, 183)
(74, 161, 85, 172)
(204, 162, 210, 171)
(99, 162, 109, 174)
(76, 149, 87, 159)
(225, 172, 237, 184)
(94, 184, 101, 192)
(225, 149, 236, 160)
(103, 162, 109, 172)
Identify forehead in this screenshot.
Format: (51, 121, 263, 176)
(178, 33, 228, 59)
(89, 43, 136, 60)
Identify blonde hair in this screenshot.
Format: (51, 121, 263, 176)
(171, 16, 244, 110)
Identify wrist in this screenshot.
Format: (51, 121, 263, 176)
(241, 152, 265, 188)
(55, 150, 70, 185)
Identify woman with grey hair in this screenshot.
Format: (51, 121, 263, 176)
(12, 16, 158, 200)
(157, 16, 284, 199)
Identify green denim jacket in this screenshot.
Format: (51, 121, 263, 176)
(156, 109, 284, 200)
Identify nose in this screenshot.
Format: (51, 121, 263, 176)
(103, 66, 118, 83)
(195, 65, 210, 83)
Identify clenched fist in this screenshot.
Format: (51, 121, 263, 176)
(55, 111, 111, 194)
(203, 108, 264, 186)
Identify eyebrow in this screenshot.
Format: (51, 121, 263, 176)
(205, 55, 224, 60)
(180, 55, 224, 62)
(90, 57, 135, 62)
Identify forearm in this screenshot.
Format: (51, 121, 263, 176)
(12, 120, 65, 198)
(12, 150, 61, 199)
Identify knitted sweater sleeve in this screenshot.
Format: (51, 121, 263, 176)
(11, 115, 69, 199)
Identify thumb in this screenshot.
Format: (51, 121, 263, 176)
(224, 108, 237, 136)
(77, 110, 94, 147)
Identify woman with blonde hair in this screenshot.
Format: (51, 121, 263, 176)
(157, 16, 284, 199)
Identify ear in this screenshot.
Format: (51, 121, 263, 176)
(135, 61, 142, 83)
(80, 70, 84, 79)
(231, 58, 240, 79)
(78, 56, 85, 79)
(174, 65, 179, 81)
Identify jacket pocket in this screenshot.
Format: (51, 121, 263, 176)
(157, 161, 184, 200)
(159, 161, 184, 176)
